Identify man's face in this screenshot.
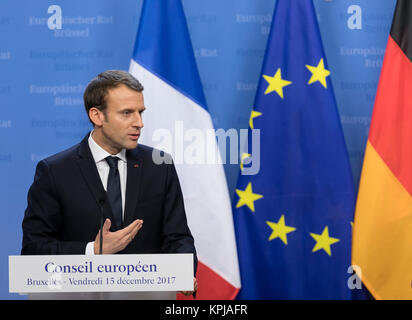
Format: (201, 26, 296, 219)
(94, 84, 145, 154)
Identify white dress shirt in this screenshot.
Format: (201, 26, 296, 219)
(85, 132, 127, 255)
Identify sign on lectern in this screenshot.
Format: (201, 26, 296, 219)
(9, 254, 193, 294)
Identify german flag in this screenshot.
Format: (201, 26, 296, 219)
(352, 0, 412, 299)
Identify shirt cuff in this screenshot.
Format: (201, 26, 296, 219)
(85, 242, 95, 255)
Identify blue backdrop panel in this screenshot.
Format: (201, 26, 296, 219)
(0, 0, 396, 299)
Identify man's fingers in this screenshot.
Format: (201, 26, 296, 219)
(178, 278, 197, 297)
(117, 219, 142, 237)
(114, 219, 143, 244)
(124, 221, 143, 243)
(124, 219, 143, 238)
(130, 220, 143, 236)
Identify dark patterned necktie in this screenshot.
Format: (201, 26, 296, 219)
(105, 156, 122, 229)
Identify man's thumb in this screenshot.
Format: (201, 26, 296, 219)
(103, 218, 111, 232)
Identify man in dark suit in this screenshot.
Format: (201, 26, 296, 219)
(21, 70, 197, 295)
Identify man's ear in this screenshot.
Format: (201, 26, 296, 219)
(89, 107, 104, 127)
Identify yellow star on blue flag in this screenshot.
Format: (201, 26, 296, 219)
(262, 68, 292, 98)
(235, 182, 263, 212)
(306, 58, 330, 88)
(310, 226, 340, 256)
(266, 215, 296, 245)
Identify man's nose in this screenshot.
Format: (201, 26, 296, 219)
(133, 113, 144, 128)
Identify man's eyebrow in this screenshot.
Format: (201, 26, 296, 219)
(119, 107, 134, 112)
(117, 106, 146, 113)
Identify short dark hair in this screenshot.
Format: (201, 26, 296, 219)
(83, 70, 144, 125)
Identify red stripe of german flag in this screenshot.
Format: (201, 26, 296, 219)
(352, 0, 412, 299)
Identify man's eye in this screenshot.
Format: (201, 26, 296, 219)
(123, 111, 130, 115)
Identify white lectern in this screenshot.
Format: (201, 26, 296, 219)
(9, 254, 193, 300)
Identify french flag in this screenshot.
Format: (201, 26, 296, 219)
(129, 0, 240, 299)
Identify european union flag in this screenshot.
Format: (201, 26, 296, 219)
(234, 0, 356, 299)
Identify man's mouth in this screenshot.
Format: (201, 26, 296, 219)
(128, 133, 140, 141)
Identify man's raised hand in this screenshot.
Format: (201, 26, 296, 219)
(94, 218, 143, 254)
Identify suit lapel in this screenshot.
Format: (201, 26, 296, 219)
(123, 147, 143, 226)
(75, 134, 116, 228)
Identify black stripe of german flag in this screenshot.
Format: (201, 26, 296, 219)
(390, 0, 412, 61)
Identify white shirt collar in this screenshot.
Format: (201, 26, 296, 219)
(88, 131, 127, 164)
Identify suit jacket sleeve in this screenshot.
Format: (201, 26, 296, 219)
(21, 159, 88, 255)
(160, 160, 198, 275)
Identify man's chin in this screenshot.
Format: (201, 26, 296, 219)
(125, 141, 139, 150)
